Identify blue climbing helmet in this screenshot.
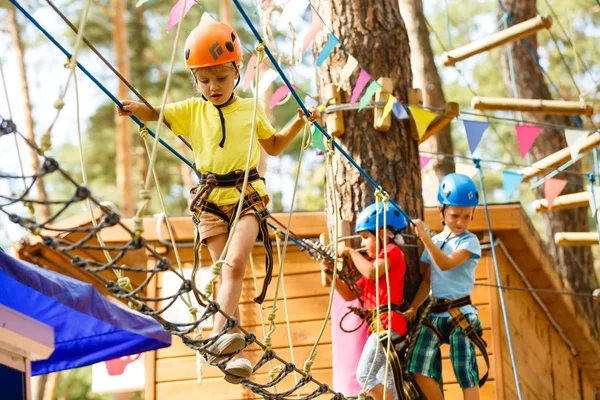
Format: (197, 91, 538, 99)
(437, 173, 479, 207)
(355, 202, 408, 233)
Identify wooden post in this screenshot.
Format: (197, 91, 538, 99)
(323, 84, 345, 136)
(418, 102, 459, 144)
(533, 192, 591, 212)
(374, 77, 393, 132)
(471, 96, 593, 116)
(555, 232, 598, 246)
(519, 133, 600, 182)
(441, 15, 552, 66)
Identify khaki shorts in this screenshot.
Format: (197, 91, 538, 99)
(196, 195, 269, 243)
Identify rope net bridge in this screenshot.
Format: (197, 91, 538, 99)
(0, 117, 350, 399)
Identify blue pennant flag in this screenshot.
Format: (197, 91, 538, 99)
(463, 120, 489, 155)
(502, 171, 525, 200)
(316, 34, 340, 67)
(392, 101, 409, 119)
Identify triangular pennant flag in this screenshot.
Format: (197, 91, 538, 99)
(256, 68, 279, 96)
(564, 129, 590, 161)
(350, 69, 371, 105)
(455, 163, 478, 178)
(392, 101, 409, 119)
(167, 0, 196, 33)
(304, 95, 319, 108)
(302, 12, 325, 52)
(420, 156, 432, 169)
(269, 85, 293, 109)
(358, 81, 381, 111)
(463, 120, 489, 155)
(312, 125, 327, 152)
(502, 171, 524, 199)
(316, 33, 339, 67)
(409, 106, 438, 139)
(242, 54, 258, 91)
(277, 0, 308, 32)
(378, 96, 396, 125)
(544, 178, 568, 211)
(136, 0, 150, 7)
(338, 56, 358, 90)
(515, 125, 542, 159)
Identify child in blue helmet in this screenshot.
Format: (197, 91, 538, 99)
(322, 203, 408, 400)
(406, 173, 487, 400)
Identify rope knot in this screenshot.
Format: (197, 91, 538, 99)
(53, 97, 65, 110)
(117, 276, 132, 290)
(358, 390, 367, 400)
(39, 130, 52, 153)
(139, 126, 149, 138)
(268, 365, 281, 380)
(188, 306, 198, 315)
(303, 358, 314, 375)
(132, 216, 144, 237)
(139, 189, 151, 201)
(263, 336, 272, 349)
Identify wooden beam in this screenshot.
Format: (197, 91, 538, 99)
(555, 232, 598, 246)
(418, 102, 459, 144)
(533, 191, 591, 212)
(471, 96, 594, 116)
(441, 15, 552, 66)
(518, 132, 600, 182)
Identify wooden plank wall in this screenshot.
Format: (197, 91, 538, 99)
(487, 247, 597, 400)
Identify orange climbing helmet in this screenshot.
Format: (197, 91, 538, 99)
(184, 13, 243, 69)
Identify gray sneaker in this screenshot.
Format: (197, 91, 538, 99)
(205, 333, 246, 364)
(224, 358, 253, 384)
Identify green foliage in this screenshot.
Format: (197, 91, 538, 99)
(54, 367, 143, 400)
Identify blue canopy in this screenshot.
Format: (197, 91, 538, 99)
(0, 249, 171, 375)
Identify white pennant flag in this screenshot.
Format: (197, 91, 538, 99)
(455, 162, 479, 178)
(277, 0, 308, 32)
(564, 129, 589, 161)
(254, 69, 279, 96)
(337, 56, 358, 91)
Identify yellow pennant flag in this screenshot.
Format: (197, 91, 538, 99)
(378, 96, 396, 126)
(409, 106, 438, 139)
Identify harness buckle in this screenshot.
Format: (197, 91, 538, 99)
(255, 207, 270, 222)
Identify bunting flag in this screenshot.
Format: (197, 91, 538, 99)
(455, 163, 478, 178)
(304, 95, 319, 108)
(515, 124, 542, 159)
(277, 0, 308, 32)
(378, 96, 396, 125)
(463, 120, 489, 155)
(136, 0, 150, 7)
(167, 0, 196, 33)
(564, 129, 589, 162)
(312, 125, 327, 152)
(338, 56, 358, 90)
(350, 69, 371, 105)
(358, 81, 381, 111)
(409, 106, 438, 139)
(242, 54, 258, 91)
(392, 101, 409, 119)
(256, 69, 279, 96)
(269, 86, 294, 109)
(303, 13, 325, 52)
(420, 156, 432, 169)
(502, 171, 524, 199)
(544, 178, 568, 211)
(316, 34, 340, 67)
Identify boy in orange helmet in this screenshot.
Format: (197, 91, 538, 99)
(117, 13, 319, 384)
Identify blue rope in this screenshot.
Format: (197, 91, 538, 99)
(474, 158, 523, 400)
(231, 0, 414, 225)
(9, 0, 193, 169)
(587, 173, 600, 247)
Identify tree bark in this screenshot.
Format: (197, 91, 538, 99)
(7, 7, 50, 221)
(314, 0, 423, 291)
(399, 0, 455, 205)
(498, 0, 597, 326)
(111, 0, 133, 216)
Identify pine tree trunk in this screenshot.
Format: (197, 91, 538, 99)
(314, 0, 423, 289)
(399, 0, 454, 204)
(111, 0, 133, 216)
(7, 7, 50, 221)
(498, 0, 597, 326)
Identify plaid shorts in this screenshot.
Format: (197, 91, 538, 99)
(407, 313, 482, 389)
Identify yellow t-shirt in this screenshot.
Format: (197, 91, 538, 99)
(164, 97, 275, 206)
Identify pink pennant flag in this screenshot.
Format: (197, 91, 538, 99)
(420, 156, 432, 169)
(302, 12, 325, 52)
(544, 178, 568, 211)
(242, 54, 258, 91)
(269, 85, 295, 109)
(167, 0, 195, 33)
(350, 69, 371, 106)
(515, 124, 542, 159)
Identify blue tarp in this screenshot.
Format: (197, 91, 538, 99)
(0, 249, 171, 375)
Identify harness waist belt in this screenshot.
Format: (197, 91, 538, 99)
(429, 295, 472, 314)
(199, 168, 261, 187)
